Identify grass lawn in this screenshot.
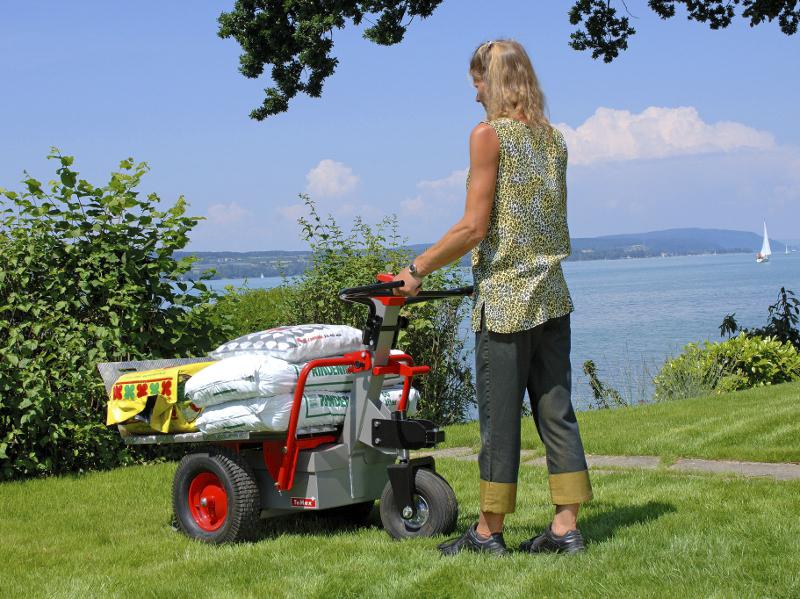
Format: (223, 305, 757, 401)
(1, 383, 799, 598)
(443, 381, 800, 463)
(1, 460, 798, 598)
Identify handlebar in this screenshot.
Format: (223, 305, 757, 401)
(405, 286, 475, 304)
(338, 278, 473, 303)
(338, 280, 403, 299)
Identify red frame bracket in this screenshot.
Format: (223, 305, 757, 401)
(372, 355, 429, 413)
(268, 355, 362, 491)
(261, 274, 432, 491)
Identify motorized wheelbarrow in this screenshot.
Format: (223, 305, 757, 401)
(96, 275, 473, 543)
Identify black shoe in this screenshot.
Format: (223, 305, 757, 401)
(519, 524, 586, 554)
(438, 524, 509, 556)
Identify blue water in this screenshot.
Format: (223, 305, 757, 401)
(206, 252, 800, 410)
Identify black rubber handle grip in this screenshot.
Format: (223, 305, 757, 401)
(339, 280, 403, 299)
(405, 286, 474, 303)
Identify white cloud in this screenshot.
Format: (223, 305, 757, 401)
(400, 168, 468, 217)
(401, 195, 425, 215)
(206, 202, 251, 225)
(556, 106, 776, 165)
(278, 203, 307, 222)
(305, 159, 359, 198)
(400, 169, 469, 221)
(418, 168, 468, 191)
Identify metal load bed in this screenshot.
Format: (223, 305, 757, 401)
(97, 357, 339, 444)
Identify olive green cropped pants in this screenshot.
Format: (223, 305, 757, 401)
(476, 310, 593, 514)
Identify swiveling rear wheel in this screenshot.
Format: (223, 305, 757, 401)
(172, 447, 261, 543)
(380, 468, 458, 539)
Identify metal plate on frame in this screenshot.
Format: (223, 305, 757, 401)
(119, 424, 341, 445)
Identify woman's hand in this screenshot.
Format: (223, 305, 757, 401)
(392, 267, 423, 296)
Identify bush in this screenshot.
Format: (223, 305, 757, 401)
(653, 333, 800, 401)
(274, 195, 474, 424)
(0, 151, 230, 480)
(212, 286, 295, 338)
(719, 287, 800, 350)
(582, 360, 627, 409)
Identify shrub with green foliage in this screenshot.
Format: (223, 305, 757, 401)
(211, 286, 295, 338)
(720, 287, 800, 350)
(582, 359, 627, 409)
(653, 333, 800, 401)
(0, 151, 230, 480)
(273, 195, 475, 424)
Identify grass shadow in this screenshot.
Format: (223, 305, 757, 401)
(258, 508, 385, 539)
(580, 500, 676, 545)
(167, 505, 384, 543)
(169, 500, 676, 545)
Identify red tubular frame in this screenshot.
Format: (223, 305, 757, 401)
(269, 355, 364, 491)
(264, 350, 431, 492)
(373, 354, 429, 413)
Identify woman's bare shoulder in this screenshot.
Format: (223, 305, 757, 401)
(470, 122, 499, 146)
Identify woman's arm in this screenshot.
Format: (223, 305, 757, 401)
(394, 123, 499, 295)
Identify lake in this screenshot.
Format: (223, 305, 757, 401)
(206, 252, 800, 411)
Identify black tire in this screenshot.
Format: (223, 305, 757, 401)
(318, 500, 375, 525)
(172, 447, 261, 544)
(379, 468, 458, 540)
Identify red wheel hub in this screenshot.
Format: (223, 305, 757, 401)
(188, 472, 228, 531)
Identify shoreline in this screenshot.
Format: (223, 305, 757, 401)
(188, 249, 778, 281)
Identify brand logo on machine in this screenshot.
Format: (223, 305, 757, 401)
(291, 497, 317, 509)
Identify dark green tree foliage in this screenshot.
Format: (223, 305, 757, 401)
(0, 152, 230, 479)
(719, 287, 800, 350)
(278, 196, 474, 424)
(220, 0, 798, 118)
(719, 312, 739, 338)
(571, 0, 798, 63)
(582, 359, 627, 408)
(218, 0, 443, 120)
(569, 0, 637, 62)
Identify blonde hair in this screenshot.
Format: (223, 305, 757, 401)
(469, 40, 549, 128)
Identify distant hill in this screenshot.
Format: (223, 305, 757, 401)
(568, 227, 771, 261)
(180, 228, 780, 279)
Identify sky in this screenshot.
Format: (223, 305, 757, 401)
(1, 1, 798, 251)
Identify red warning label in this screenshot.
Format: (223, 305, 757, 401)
(291, 497, 317, 509)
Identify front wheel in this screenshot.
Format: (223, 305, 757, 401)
(379, 468, 458, 539)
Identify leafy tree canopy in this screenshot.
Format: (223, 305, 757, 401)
(569, 0, 798, 63)
(219, 0, 798, 120)
(218, 0, 443, 120)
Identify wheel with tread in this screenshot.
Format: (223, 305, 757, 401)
(172, 447, 261, 543)
(379, 468, 458, 539)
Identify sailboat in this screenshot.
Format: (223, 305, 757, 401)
(756, 221, 771, 263)
(787, 244, 790, 255)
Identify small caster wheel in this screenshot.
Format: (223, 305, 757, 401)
(380, 469, 458, 539)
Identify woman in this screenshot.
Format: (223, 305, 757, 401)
(393, 39, 593, 556)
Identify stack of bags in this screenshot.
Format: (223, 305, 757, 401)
(180, 324, 419, 434)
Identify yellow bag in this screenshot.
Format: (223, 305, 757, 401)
(106, 362, 214, 434)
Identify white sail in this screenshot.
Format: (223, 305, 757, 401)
(761, 222, 772, 256)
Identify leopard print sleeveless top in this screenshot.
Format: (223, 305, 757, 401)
(470, 117, 573, 333)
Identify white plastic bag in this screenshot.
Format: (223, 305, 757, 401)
(192, 387, 419, 433)
(183, 351, 405, 413)
(210, 324, 364, 363)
